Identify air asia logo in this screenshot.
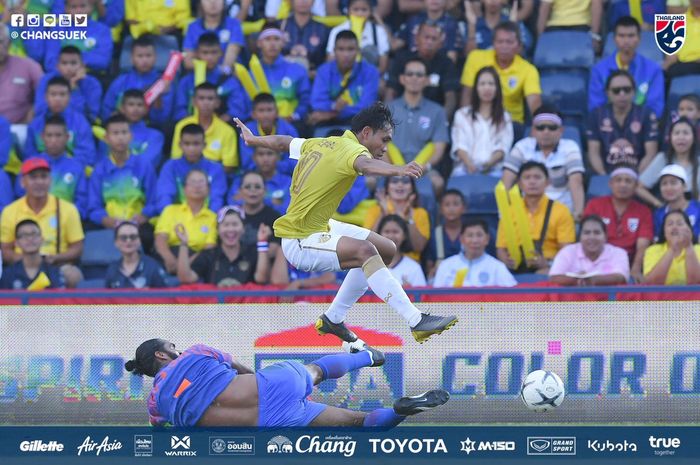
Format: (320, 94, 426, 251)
(460, 438, 515, 455)
(19, 440, 64, 452)
(209, 437, 255, 455)
(648, 436, 680, 456)
(655, 15, 685, 55)
(76, 436, 122, 456)
(165, 436, 197, 456)
(588, 440, 637, 452)
(134, 435, 153, 457)
(255, 325, 403, 410)
(369, 438, 447, 454)
(267, 436, 293, 454)
(527, 437, 576, 455)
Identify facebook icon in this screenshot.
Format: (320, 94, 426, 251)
(10, 14, 24, 27)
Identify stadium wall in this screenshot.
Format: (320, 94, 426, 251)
(1, 300, 699, 425)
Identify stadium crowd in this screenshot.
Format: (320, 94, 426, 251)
(0, 0, 699, 290)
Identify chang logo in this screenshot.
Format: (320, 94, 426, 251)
(267, 436, 293, 454)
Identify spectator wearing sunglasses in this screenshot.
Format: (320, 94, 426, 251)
(501, 105, 585, 220)
(587, 70, 659, 175)
(105, 221, 168, 289)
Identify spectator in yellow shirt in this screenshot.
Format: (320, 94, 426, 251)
(643, 210, 700, 284)
(663, 0, 700, 79)
(125, 0, 191, 37)
(537, 0, 604, 53)
(171, 82, 238, 172)
(155, 169, 217, 274)
(460, 21, 541, 126)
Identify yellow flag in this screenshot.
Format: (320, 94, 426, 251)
(349, 15, 366, 42)
(453, 268, 468, 287)
(193, 59, 207, 86)
(249, 55, 272, 94)
(509, 184, 536, 262)
(27, 272, 51, 291)
(386, 142, 404, 165)
(495, 181, 521, 269)
(277, 0, 291, 19)
(234, 63, 259, 99)
(92, 125, 106, 141)
(414, 143, 435, 165)
(628, 0, 643, 25)
(385, 142, 435, 166)
(242, 19, 265, 36)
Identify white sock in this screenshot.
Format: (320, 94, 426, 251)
(366, 267, 423, 327)
(325, 268, 368, 324)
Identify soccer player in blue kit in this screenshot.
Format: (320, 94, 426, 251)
(125, 339, 449, 427)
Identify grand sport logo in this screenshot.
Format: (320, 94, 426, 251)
(210, 437, 255, 455)
(588, 440, 637, 452)
(76, 436, 122, 456)
(527, 437, 576, 455)
(19, 440, 64, 452)
(165, 436, 197, 456)
(460, 437, 515, 455)
(369, 438, 447, 454)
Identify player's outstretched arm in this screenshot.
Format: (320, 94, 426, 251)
(354, 156, 423, 179)
(233, 117, 293, 153)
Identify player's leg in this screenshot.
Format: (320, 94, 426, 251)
(304, 344, 385, 386)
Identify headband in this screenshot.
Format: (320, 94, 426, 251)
(258, 28, 283, 41)
(532, 113, 563, 126)
(610, 166, 639, 180)
(217, 205, 245, 223)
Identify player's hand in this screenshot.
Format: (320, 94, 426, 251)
(400, 161, 423, 179)
(233, 118, 257, 146)
(174, 223, 189, 245)
(257, 223, 272, 242)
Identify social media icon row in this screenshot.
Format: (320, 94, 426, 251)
(10, 14, 88, 28)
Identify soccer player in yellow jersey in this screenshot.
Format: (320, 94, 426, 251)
(234, 103, 458, 343)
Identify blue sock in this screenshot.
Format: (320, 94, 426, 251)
(362, 408, 406, 427)
(312, 351, 372, 381)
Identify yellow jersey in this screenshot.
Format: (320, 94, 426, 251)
(643, 243, 700, 284)
(155, 203, 217, 252)
(171, 115, 239, 168)
(274, 131, 370, 238)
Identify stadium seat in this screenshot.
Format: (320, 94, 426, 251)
(540, 71, 588, 119)
(515, 273, 549, 284)
(80, 229, 121, 279)
(668, 74, 700, 114)
(76, 278, 105, 289)
(447, 175, 498, 214)
(119, 35, 180, 74)
(603, 31, 663, 66)
(534, 31, 594, 70)
(587, 175, 611, 199)
(415, 176, 437, 224)
(562, 126, 582, 149)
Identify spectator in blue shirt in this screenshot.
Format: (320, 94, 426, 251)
(43, 0, 114, 73)
(464, 0, 533, 55)
(183, 0, 244, 71)
(0, 169, 13, 210)
(98, 89, 165, 169)
(607, 0, 665, 31)
(156, 124, 227, 213)
(101, 34, 175, 128)
(254, 23, 312, 122)
(26, 76, 96, 167)
(35, 46, 103, 122)
(88, 115, 158, 230)
(16, 115, 88, 218)
(239, 93, 298, 175)
(175, 32, 251, 122)
(652, 164, 700, 240)
(281, 0, 330, 71)
(53, 0, 125, 28)
(309, 30, 380, 132)
(0, 115, 11, 170)
(589, 16, 664, 118)
(394, 0, 463, 62)
(228, 146, 292, 214)
(105, 220, 168, 289)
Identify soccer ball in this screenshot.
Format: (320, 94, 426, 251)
(520, 370, 565, 412)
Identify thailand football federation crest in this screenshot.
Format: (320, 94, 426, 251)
(654, 14, 686, 55)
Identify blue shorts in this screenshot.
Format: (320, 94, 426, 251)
(256, 361, 327, 427)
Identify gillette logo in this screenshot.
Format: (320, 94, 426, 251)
(20, 440, 64, 452)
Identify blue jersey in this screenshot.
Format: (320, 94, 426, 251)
(654, 201, 700, 240)
(148, 344, 237, 427)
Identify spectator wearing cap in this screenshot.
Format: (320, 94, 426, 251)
(25, 76, 96, 167)
(643, 209, 700, 285)
(280, 0, 331, 72)
(1, 158, 85, 267)
(43, 0, 114, 73)
(652, 164, 700, 239)
(393, 0, 463, 63)
(387, 57, 450, 195)
(309, 30, 380, 132)
(155, 169, 217, 274)
(156, 124, 226, 214)
(502, 105, 585, 220)
(584, 166, 653, 283)
(0, 219, 67, 290)
(588, 16, 665, 118)
(386, 21, 459, 119)
(125, 0, 192, 38)
(460, 21, 541, 127)
(105, 221, 168, 289)
(639, 117, 699, 208)
(0, 23, 44, 124)
(228, 148, 292, 215)
(549, 215, 630, 286)
(101, 34, 175, 128)
(587, 70, 659, 175)
(15, 115, 88, 219)
(252, 23, 311, 123)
